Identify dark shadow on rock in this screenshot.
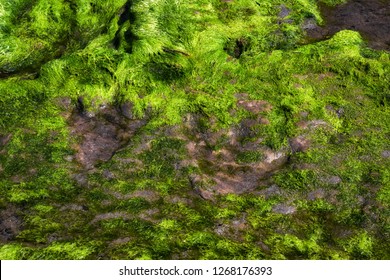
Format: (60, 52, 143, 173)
(224, 37, 250, 58)
(112, 0, 138, 52)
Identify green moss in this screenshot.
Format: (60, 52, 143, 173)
(341, 231, 374, 259)
(0, 0, 389, 260)
(116, 198, 151, 213)
(274, 169, 317, 190)
(35, 241, 98, 260)
(0, 244, 31, 260)
(236, 151, 264, 164)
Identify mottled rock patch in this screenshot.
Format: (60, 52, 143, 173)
(0, 134, 12, 148)
(289, 136, 310, 153)
(0, 206, 23, 242)
(184, 111, 289, 199)
(68, 103, 147, 170)
(91, 211, 132, 223)
(237, 100, 273, 114)
(381, 150, 390, 158)
(272, 203, 296, 215)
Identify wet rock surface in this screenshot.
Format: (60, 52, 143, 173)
(306, 0, 390, 51)
(0, 206, 23, 242)
(289, 136, 310, 153)
(0, 134, 12, 147)
(323, 175, 342, 185)
(381, 150, 390, 158)
(237, 100, 273, 114)
(214, 214, 248, 241)
(69, 104, 147, 170)
(257, 184, 283, 198)
(278, 5, 291, 19)
(272, 203, 296, 215)
(184, 112, 289, 199)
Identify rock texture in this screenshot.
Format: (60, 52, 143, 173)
(305, 0, 390, 51)
(69, 103, 147, 170)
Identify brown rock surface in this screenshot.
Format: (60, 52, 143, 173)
(69, 105, 147, 170)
